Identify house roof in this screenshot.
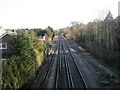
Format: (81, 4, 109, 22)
(0, 32, 14, 39)
(0, 29, 6, 36)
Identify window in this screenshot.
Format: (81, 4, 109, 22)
(0, 43, 7, 49)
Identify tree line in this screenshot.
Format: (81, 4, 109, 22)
(60, 11, 120, 70)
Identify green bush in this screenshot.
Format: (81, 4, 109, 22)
(2, 30, 47, 89)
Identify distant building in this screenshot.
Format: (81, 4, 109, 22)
(38, 35, 46, 41)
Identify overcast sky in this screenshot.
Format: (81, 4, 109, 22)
(0, 0, 119, 30)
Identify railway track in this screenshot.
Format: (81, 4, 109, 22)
(30, 35, 89, 89)
(62, 36, 89, 89)
(38, 38, 59, 89)
(55, 35, 88, 89)
(55, 36, 74, 88)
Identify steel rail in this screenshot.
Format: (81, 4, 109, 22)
(62, 36, 89, 90)
(55, 35, 61, 88)
(55, 35, 74, 89)
(39, 41, 58, 89)
(61, 37, 74, 89)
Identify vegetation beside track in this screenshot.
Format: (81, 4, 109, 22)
(2, 28, 54, 89)
(60, 11, 120, 70)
